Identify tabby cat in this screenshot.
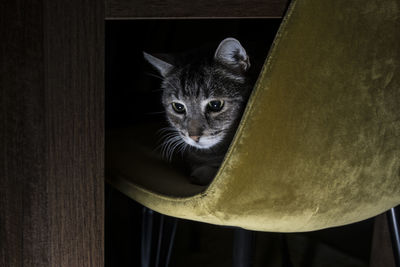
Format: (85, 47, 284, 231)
(144, 38, 254, 185)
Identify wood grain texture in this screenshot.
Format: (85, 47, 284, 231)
(1, 0, 104, 266)
(106, 0, 290, 19)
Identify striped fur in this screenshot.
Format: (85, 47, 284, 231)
(145, 38, 254, 184)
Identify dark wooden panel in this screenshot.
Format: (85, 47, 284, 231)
(1, 0, 104, 266)
(1, 1, 49, 266)
(106, 0, 290, 19)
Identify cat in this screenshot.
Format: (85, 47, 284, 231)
(144, 38, 255, 185)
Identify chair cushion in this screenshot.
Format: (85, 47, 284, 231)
(106, 0, 400, 232)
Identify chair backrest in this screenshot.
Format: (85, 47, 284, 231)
(107, 0, 400, 232)
(208, 0, 400, 231)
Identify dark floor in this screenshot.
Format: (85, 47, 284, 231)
(106, 185, 375, 267)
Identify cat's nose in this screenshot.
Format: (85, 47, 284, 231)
(189, 135, 200, 142)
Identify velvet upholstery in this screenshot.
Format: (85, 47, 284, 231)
(106, 0, 400, 232)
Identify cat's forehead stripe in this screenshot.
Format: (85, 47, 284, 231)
(179, 67, 207, 98)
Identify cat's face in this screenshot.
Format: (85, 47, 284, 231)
(145, 38, 251, 150)
(161, 66, 247, 149)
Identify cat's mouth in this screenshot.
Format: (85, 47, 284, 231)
(182, 133, 224, 149)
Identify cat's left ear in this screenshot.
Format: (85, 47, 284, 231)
(214, 38, 250, 72)
(143, 52, 174, 77)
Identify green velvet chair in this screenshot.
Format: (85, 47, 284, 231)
(106, 0, 400, 265)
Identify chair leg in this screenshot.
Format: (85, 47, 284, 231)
(281, 234, 293, 267)
(233, 228, 255, 267)
(387, 206, 400, 267)
(155, 214, 178, 267)
(141, 207, 178, 267)
(105, 185, 113, 267)
(142, 207, 154, 267)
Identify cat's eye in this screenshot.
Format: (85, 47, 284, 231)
(208, 100, 224, 112)
(171, 102, 186, 114)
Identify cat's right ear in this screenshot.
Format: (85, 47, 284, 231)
(143, 52, 174, 77)
(214, 38, 250, 72)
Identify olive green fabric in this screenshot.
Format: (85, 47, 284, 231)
(106, 0, 400, 232)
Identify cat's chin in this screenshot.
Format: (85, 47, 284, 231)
(183, 135, 223, 150)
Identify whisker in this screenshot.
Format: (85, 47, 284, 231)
(159, 135, 182, 162)
(156, 126, 176, 137)
(145, 111, 165, 115)
(164, 138, 180, 161)
(177, 142, 188, 158)
(154, 131, 177, 153)
(160, 133, 180, 140)
(174, 140, 187, 161)
(144, 72, 164, 81)
(157, 126, 175, 132)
